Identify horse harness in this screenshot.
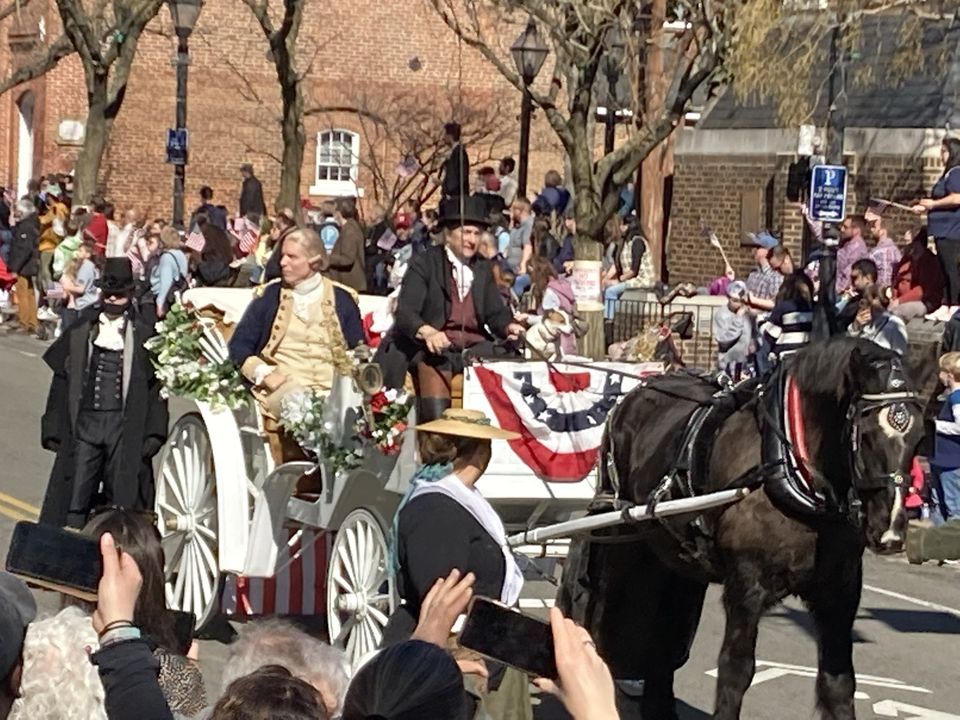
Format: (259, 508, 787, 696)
(594, 360, 921, 570)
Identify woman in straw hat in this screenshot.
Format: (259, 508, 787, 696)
(384, 407, 531, 718)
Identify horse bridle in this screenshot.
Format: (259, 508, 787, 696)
(847, 362, 923, 493)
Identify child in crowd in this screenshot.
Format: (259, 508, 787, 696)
(932, 351, 960, 524)
(712, 280, 754, 382)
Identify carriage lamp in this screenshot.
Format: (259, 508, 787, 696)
(167, 0, 204, 229)
(511, 20, 549, 197)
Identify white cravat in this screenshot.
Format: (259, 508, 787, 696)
(291, 273, 325, 322)
(445, 247, 473, 301)
(94, 314, 126, 351)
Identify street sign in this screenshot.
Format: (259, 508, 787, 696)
(165, 128, 188, 165)
(809, 164, 847, 222)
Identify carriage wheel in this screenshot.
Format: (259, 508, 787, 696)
(155, 413, 221, 630)
(327, 508, 396, 667)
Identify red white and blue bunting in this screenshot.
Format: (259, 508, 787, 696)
(468, 362, 662, 482)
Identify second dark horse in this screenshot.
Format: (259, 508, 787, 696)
(559, 337, 925, 719)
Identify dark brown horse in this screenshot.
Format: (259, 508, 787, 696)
(558, 337, 925, 719)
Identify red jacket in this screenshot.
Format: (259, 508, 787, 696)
(85, 213, 108, 255)
(893, 247, 945, 311)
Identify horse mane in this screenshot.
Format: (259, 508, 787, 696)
(791, 336, 893, 402)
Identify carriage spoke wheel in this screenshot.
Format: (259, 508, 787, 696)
(327, 509, 396, 668)
(156, 413, 221, 630)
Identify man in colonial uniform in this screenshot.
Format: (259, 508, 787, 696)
(228, 228, 363, 459)
(40, 258, 169, 528)
(376, 196, 525, 421)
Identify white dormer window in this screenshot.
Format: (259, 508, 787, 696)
(310, 129, 363, 197)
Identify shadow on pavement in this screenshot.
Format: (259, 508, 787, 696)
(865, 607, 960, 634)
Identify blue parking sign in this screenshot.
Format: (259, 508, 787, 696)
(809, 164, 847, 222)
(165, 128, 189, 165)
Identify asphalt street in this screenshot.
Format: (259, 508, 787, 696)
(1, 332, 958, 719)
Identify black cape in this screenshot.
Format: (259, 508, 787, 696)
(39, 304, 169, 526)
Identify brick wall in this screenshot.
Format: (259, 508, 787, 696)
(0, 0, 563, 216)
(668, 148, 943, 285)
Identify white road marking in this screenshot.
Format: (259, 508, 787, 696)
(17, 350, 37, 358)
(873, 700, 960, 719)
(863, 584, 960, 619)
(518, 598, 555, 609)
(705, 660, 930, 694)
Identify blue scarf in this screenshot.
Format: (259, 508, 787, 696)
(388, 462, 453, 574)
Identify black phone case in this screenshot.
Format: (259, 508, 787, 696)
(5, 521, 102, 600)
(459, 597, 558, 679)
(170, 610, 197, 655)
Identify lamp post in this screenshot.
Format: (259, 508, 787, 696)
(168, 0, 203, 229)
(511, 21, 548, 198)
(602, 27, 626, 155)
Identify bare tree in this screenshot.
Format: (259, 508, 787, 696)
(308, 86, 516, 214)
(47, 0, 164, 202)
(0, 1, 74, 99)
(428, 0, 729, 261)
(240, 0, 328, 213)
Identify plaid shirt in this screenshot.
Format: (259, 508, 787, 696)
(836, 235, 869, 293)
(745, 265, 783, 300)
(870, 235, 902, 288)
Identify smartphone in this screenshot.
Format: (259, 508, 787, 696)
(458, 596, 557, 679)
(5, 521, 101, 601)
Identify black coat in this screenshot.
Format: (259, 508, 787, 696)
(39, 305, 169, 526)
(239, 176, 266, 219)
(8, 215, 40, 276)
(441, 143, 470, 198)
(394, 245, 511, 342)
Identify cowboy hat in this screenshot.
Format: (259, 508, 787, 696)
(416, 408, 520, 441)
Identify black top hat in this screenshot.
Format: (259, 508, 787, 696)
(438, 195, 491, 230)
(98, 257, 136, 295)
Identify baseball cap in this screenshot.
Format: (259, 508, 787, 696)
(0, 571, 37, 680)
(745, 231, 779, 249)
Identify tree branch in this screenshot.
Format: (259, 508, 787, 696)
(0, 34, 74, 96)
(0, 0, 31, 24)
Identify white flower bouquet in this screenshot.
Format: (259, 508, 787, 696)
(279, 388, 363, 475)
(144, 303, 249, 409)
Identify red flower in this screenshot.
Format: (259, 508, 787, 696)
(370, 392, 388, 413)
(393, 422, 407, 433)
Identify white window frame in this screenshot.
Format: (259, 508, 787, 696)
(309, 128, 363, 197)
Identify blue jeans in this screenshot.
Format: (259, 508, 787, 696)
(603, 281, 633, 320)
(931, 466, 960, 524)
(513, 273, 531, 298)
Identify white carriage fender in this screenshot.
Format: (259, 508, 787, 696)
(197, 401, 251, 575)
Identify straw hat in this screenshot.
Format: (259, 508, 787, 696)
(416, 409, 520, 441)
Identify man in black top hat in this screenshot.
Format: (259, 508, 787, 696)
(39, 257, 168, 528)
(374, 195, 525, 421)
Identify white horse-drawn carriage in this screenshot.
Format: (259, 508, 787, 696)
(154, 287, 674, 666)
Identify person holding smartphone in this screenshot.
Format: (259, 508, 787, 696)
(384, 408, 529, 716)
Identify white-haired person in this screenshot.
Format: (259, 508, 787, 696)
(219, 619, 349, 717)
(9, 607, 107, 720)
(228, 227, 364, 463)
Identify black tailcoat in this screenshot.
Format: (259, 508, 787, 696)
(39, 305, 169, 526)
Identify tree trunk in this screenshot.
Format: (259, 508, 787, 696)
(73, 74, 111, 204)
(277, 78, 305, 215)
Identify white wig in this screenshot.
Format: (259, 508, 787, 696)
(9, 607, 106, 720)
(219, 618, 350, 715)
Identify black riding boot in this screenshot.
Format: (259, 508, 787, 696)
(418, 396, 451, 423)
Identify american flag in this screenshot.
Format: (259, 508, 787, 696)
(185, 226, 206, 253)
(232, 216, 260, 256)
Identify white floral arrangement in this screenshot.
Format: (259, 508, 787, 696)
(144, 303, 249, 409)
(279, 388, 363, 475)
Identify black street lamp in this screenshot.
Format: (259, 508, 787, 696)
(168, 0, 203, 229)
(602, 27, 626, 155)
(511, 21, 548, 198)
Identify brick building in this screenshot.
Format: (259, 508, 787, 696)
(667, 16, 960, 285)
(0, 0, 562, 215)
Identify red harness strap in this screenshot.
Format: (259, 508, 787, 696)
(786, 376, 816, 491)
